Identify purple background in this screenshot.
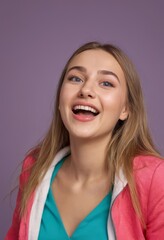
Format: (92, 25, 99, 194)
(1, 0, 164, 238)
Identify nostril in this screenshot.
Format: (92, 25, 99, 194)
(78, 89, 96, 98)
(79, 93, 84, 97)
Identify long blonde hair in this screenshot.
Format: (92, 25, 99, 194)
(20, 42, 160, 224)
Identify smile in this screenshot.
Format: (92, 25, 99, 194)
(72, 105, 99, 116)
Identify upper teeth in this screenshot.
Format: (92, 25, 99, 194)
(73, 105, 97, 113)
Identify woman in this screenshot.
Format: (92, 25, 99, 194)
(6, 42, 164, 240)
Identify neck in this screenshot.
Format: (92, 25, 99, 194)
(67, 137, 110, 181)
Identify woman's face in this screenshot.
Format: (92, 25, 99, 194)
(59, 49, 128, 143)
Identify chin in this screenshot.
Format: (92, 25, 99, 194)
(69, 130, 97, 141)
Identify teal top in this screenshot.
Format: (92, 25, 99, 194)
(38, 158, 112, 240)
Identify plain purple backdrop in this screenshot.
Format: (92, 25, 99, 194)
(1, 0, 164, 238)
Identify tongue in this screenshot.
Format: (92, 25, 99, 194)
(77, 110, 95, 116)
(74, 110, 96, 121)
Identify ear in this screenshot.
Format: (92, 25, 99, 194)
(119, 104, 129, 121)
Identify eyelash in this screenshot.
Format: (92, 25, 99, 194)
(100, 81, 114, 87)
(67, 75, 114, 88)
(68, 75, 83, 83)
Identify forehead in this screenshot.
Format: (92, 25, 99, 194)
(67, 49, 124, 78)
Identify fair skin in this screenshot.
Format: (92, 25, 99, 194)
(52, 49, 129, 236)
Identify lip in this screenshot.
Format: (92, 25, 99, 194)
(71, 101, 100, 122)
(72, 111, 97, 122)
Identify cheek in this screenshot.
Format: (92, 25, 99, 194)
(59, 86, 73, 118)
(60, 83, 75, 102)
(103, 93, 119, 106)
(103, 92, 126, 113)
(59, 86, 69, 106)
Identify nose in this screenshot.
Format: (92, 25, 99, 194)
(78, 80, 96, 99)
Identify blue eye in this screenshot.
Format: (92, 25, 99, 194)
(100, 81, 113, 87)
(68, 76, 82, 82)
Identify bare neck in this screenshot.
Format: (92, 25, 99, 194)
(67, 137, 110, 181)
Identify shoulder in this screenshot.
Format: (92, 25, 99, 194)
(132, 155, 164, 201)
(133, 156, 164, 237)
(132, 155, 164, 196)
(133, 155, 164, 182)
(132, 156, 164, 223)
(19, 154, 36, 187)
(133, 154, 163, 167)
(22, 154, 36, 169)
(133, 155, 164, 177)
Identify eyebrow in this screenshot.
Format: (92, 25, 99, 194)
(98, 70, 120, 82)
(67, 66, 120, 83)
(67, 66, 86, 73)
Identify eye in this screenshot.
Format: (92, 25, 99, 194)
(100, 81, 114, 87)
(68, 75, 83, 83)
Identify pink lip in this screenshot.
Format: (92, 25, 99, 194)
(72, 101, 99, 122)
(73, 112, 96, 122)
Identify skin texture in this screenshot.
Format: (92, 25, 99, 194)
(52, 49, 129, 236)
(59, 49, 128, 142)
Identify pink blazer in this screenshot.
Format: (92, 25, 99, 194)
(5, 147, 164, 240)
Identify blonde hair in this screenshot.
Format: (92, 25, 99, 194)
(20, 42, 160, 225)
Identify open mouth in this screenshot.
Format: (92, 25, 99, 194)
(72, 105, 99, 116)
